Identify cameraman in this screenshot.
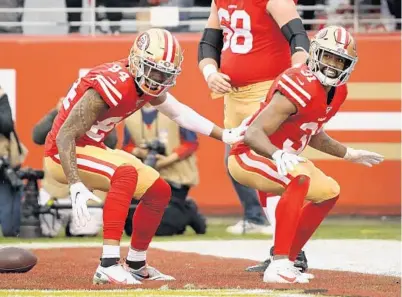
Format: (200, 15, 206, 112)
(32, 97, 117, 237)
(123, 102, 206, 235)
(0, 86, 27, 237)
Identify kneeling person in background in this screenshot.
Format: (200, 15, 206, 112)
(123, 102, 206, 236)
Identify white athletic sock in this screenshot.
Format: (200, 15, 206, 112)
(263, 195, 280, 245)
(127, 247, 147, 262)
(102, 245, 120, 259)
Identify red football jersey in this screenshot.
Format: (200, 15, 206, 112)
(216, 0, 294, 87)
(231, 65, 348, 155)
(45, 59, 155, 156)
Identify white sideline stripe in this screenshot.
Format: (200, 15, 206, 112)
(325, 112, 401, 131)
(239, 153, 290, 185)
(282, 74, 311, 100)
(278, 81, 306, 107)
(54, 154, 115, 176)
(1, 240, 399, 277)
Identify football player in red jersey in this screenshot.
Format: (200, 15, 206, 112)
(198, 0, 311, 272)
(44, 28, 248, 285)
(228, 26, 384, 283)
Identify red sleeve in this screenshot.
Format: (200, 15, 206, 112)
(276, 68, 315, 112)
(174, 141, 199, 160)
(122, 142, 136, 153)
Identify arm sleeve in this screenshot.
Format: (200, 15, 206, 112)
(32, 109, 58, 145)
(122, 126, 136, 152)
(173, 128, 199, 159)
(154, 93, 215, 136)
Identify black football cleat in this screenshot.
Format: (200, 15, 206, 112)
(245, 246, 308, 273)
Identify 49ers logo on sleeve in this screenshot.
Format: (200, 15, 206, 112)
(137, 32, 150, 51)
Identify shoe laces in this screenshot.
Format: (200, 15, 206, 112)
(288, 264, 303, 276)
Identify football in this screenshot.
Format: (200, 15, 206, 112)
(0, 247, 37, 273)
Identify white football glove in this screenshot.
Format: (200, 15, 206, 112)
(343, 148, 384, 167)
(222, 116, 251, 145)
(69, 182, 102, 227)
(272, 150, 306, 176)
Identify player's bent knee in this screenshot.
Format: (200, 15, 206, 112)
(111, 164, 138, 194)
(294, 174, 310, 186)
(321, 178, 340, 202)
(141, 178, 171, 207)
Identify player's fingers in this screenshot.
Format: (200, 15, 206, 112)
(78, 205, 87, 227)
(90, 194, 102, 203)
(367, 152, 384, 158)
(74, 207, 81, 227)
(83, 205, 91, 222)
(289, 157, 300, 166)
(220, 73, 231, 82)
(371, 155, 384, 162)
(296, 156, 307, 162)
(285, 161, 295, 173)
(278, 162, 287, 176)
(362, 161, 373, 167)
(217, 76, 232, 88)
(212, 85, 228, 94)
(215, 80, 231, 92)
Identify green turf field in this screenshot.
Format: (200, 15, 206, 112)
(0, 217, 399, 244)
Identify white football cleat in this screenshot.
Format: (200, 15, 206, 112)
(93, 264, 142, 285)
(128, 265, 175, 281)
(226, 220, 274, 235)
(263, 258, 309, 284)
(302, 272, 315, 280)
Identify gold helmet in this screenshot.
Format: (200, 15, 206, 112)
(128, 28, 183, 97)
(308, 26, 358, 87)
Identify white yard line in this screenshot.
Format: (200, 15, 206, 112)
(1, 239, 400, 277)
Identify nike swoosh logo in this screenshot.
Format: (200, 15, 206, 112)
(296, 78, 304, 85)
(278, 274, 296, 283)
(75, 192, 80, 204)
(133, 273, 150, 280)
(105, 274, 128, 284)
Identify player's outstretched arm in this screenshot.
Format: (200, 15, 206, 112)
(56, 88, 109, 185)
(150, 93, 245, 145)
(309, 130, 384, 166)
(308, 130, 347, 158)
(266, 0, 310, 66)
(244, 92, 295, 158)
